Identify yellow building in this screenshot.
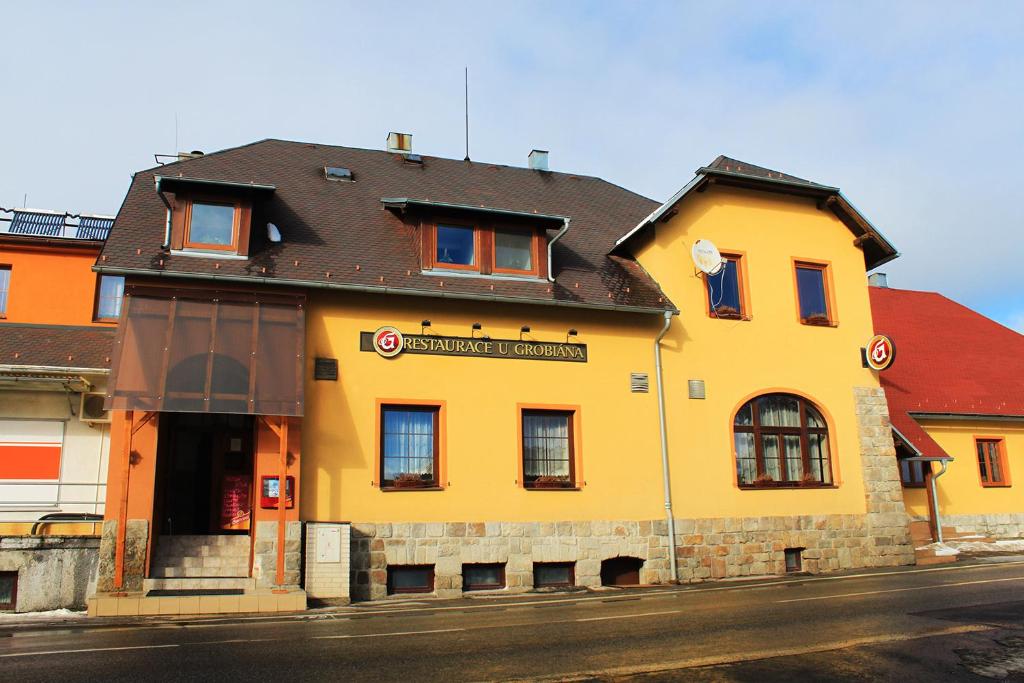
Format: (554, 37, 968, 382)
(871, 284, 1024, 544)
(92, 139, 915, 613)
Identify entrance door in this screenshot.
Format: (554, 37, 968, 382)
(155, 413, 255, 535)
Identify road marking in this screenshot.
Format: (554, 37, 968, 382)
(577, 610, 681, 622)
(314, 627, 464, 640)
(776, 575, 1024, 603)
(0, 643, 179, 658)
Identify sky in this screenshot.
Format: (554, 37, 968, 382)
(1, 1, 1022, 330)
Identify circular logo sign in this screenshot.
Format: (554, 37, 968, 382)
(866, 334, 896, 371)
(372, 326, 405, 358)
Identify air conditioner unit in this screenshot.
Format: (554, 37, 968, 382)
(79, 392, 111, 424)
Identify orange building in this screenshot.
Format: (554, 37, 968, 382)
(0, 208, 119, 612)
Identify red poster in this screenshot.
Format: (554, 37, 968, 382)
(220, 475, 251, 531)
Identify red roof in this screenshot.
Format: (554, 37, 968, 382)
(869, 286, 1024, 458)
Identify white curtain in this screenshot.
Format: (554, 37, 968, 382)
(758, 396, 800, 427)
(382, 409, 434, 479)
(523, 413, 570, 478)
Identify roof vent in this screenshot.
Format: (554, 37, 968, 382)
(324, 166, 353, 181)
(630, 372, 649, 393)
(387, 132, 412, 154)
(403, 153, 423, 164)
(868, 272, 888, 288)
(528, 149, 549, 171)
(177, 150, 204, 162)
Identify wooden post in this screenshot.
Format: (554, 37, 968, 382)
(276, 416, 288, 590)
(113, 410, 134, 594)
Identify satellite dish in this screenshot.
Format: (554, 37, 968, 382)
(691, 239, 725, 275)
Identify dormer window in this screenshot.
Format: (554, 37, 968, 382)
(423, 218, 544, 278)
(185, 199, 241, 251)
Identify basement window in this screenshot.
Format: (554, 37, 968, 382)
(784, 548, 803, 573)
(387, 565, 434, 594)
(533, 562, 575, 588)
(0, 571, 17, 610)
(463, 563, 506, 591)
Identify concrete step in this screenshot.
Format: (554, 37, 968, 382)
(150, 564, 250, 578)
(915, 548, 957, 566)
(144, 577, 256, 592)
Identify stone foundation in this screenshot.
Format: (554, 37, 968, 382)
(0, 536, 100, 612)
(96, 519, 149, 593)
(253, 520, 302, 587)
(938, 513, 1024, 540)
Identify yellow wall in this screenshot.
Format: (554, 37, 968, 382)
(632, 185, 880, 518)
(908, 419, 1024, 517)
(303, 184, 885, 524)
(303, 293, 667, 522)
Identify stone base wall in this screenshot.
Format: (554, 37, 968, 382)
(304, 522, 351, 602)
(1, 536, 100, 612)
(937, 513, 1024, 540)
(349, 512, 915, 601)
(253, 520, 302, 587)
(96, 519, 148, 593)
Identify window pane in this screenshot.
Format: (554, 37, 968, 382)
(762, 435, 781, 481)
(534, 563, 573, 587)
(0, 267, 9, 316)
(809, 433, 831, 484)
(735, 402, 753, 426)
(388, 566, 433, 593)
(463, 563, 504, 590)
(96, 275, 125, 319)
(523, 411, 571, 483)
(495, 229, 533, 271)
(759, 396, 800, 427)
(977, 442, 990, 482)
(796, 267, 828, 320)
(436, 225, 475, 266)
(189, 202, 235, 246)
(805, 405, 826, 429)
(0, 573, 14, 606)
(707, 258, 741, 316)
(784, 434, 803, 481)
(382, 407, 436, 481)
(735, 432, 756, 484)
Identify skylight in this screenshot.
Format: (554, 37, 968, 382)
(324, 166, 353, 181)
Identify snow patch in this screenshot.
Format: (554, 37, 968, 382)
(0, 608, 86, 620)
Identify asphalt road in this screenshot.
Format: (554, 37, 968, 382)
(3, 559, 1024, 681)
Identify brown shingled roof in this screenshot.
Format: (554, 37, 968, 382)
(0, 323, 115, 370)
(99, 139, 674, 314)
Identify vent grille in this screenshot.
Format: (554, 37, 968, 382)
(688, 379, 706, 400)
(630, 373, 649, 393)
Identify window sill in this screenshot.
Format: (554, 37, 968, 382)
(981, 483, 1011, 488)
(92, 318, 118, 325)
(170, 249, 248, 261)
(421, 269, 546, 283)
(800, 319, 838, 328)
(739, 483, 838, 490)
(380, 485, 444, 492)
(710, 314, 750, 322)
(901, 483, 928, 489)
(524, 485, 581, 491)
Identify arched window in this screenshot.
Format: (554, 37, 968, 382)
(734, 394, 832, 487)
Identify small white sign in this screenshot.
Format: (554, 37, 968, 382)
(316, 526, 342, 563)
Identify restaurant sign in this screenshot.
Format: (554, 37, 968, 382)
(361, 328, 587, 363)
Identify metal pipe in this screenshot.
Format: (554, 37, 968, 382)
(155, 177, 172, 249)
(547, 218, 571, 283)
(653, 309, 678, 582)
(931, 459, 950, 544)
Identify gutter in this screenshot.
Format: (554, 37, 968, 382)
(903, 456, 953, 544)
(547, 218, 570, 283)
(0, 364, 108, 375)
(653, 309, 678, 582)
(94, 265, 679, 316)
(909, 412, 1024, 423)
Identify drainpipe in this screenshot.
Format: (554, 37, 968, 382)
(931, 459, 950, 544)
(155, 176, 172, 249)
(653, 309, 678, 582)
(547, 218, 570, 283)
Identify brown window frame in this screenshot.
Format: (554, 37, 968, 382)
(92, 273, 125, 323)
(792, 260, 836, 326)
(976, 438, 1010, 487)
(0, 571, 17, 610)
(533, 561, 575, 588)
(734, 394, 834, 489)
(183, 197, 243, 252)
(462, 563, 506, 591)
(704, 252, 749, 320)
(378, 402, 443, 491)
(422, 219, 546, 279)
(519, 407, 579, 490)
(0, 264, 10, 318)
(386, 565, 435, 594)
(898, 456, 930, 488)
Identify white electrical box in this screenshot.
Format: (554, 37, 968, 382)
(316, 526, 342, 563)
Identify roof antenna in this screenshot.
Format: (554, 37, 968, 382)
(175, 112, 179, 153)
(464, 66, 470, 161)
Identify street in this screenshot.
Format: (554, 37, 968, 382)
(3, 559, 1024, 681)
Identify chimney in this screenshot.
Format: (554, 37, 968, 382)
(177, 150, 204, 162)
(387, 132, 412, 154)
(868, 272, 888, 288)
(528, 149, 549, 171)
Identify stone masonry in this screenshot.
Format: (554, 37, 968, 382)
(0, 535, 100, 612)
(349, 387, 915, 600)
(940, 514, 1024, 540)
(96, 519, 148, 593)
(253, 520, 302, 587)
